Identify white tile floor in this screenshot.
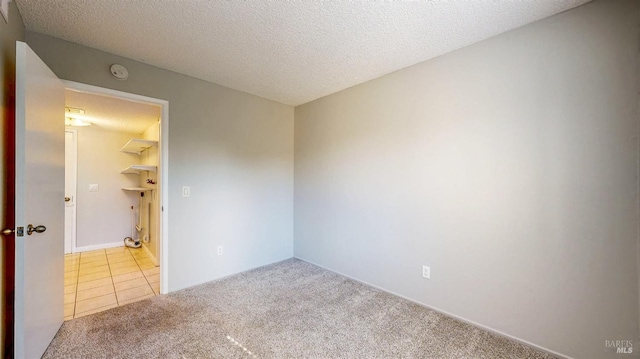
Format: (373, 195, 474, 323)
(64, 246, 160, 320)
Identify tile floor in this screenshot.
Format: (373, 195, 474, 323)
(64, 246, 160, 320)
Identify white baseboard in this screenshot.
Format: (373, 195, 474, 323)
(142, 242, 158, 265)
(73, 241, 123, 253)
(294, 256, 572, 359)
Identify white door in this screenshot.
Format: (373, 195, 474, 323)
(64, 130, 77, 254)
(14, 41, 65, 358)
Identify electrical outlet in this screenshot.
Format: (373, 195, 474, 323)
(422, 265, 430, 279)
(217, 246, 223, 256)
(182, 186, 190, 197)
(89, 184, 99, 192)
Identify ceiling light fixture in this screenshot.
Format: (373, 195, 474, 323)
(65, 107, 91, 126)
(65, 116, 91, 127)
(65, 107, 85, 115)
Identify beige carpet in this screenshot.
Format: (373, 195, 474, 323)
(43, 259, 556, 358)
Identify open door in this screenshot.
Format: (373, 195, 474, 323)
(13, 41, 65, 358)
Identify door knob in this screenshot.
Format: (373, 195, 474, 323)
(27, 224, 46, 235)
(65, 197, 71, 202)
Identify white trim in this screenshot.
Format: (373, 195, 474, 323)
(73, 241, 124, 253)
(62, 81, 169, 108)
(14, 41, 27, 359)
(61, 80, 169, 294)
(64, 129, 77, 254)
(142, 242, 158, 266)
(294, 257, 573, 359)
(159, 110, 169, 294)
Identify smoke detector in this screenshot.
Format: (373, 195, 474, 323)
(110, 64, 129, 80)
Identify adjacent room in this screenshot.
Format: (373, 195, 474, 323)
(0, 0, 637, 358)
(63, 89, 163, 319)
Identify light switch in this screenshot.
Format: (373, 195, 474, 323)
(89, 184, 99, 192)
(182, 186, 190, 197)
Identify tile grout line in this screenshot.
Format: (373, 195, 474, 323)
(75, 249, 112, 318)
(111, 247, 137, 307)
(64, 253, 81, 320)
(107, 249, 117, 304)
(142, 268, 159, 295)
(112, 247, 155, 302)
(72, 253, 82, 319)
(132, 248, 157, 284)
(112, 247, 151, 305)
(128, 247, 156, 301)
(75, 250, 100, 319)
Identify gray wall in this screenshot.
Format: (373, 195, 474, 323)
(26, 32, 294, 292)
(74, 126, 140, 249)
(294, 1, 639, 358)
(0, 2, 25, 356)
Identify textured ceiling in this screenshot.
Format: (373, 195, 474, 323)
(65, 89, 160, 134)
(19, 0, 590, 106)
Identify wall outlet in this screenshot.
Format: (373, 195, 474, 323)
(89, 184, 99, 192)
(217, 246, 223, 256)
(182, 186, 190, 197)
(422, 265, 430, 279)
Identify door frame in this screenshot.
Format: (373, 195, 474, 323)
(64, 128, 77, 254)
(62, 80, 170, 295)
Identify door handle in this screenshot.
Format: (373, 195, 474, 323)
(65, 197, 71, 202)
(27, 224, 46, 235)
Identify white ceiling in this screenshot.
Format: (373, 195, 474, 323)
(19, 0, 590, 106)
(65, 89, 160, 134)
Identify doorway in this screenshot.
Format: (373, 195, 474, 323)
(64, 129, 77, 254)
(61, 81, 169, 319)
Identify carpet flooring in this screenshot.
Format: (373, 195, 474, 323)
(43, 259, 556, 358)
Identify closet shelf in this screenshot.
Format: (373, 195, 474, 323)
(120, 138, 158, 155)
(121, 187, 153, 191)
(120, 165, 157, 174)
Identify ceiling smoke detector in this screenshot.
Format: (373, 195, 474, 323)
(110, 64, 129, 80)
